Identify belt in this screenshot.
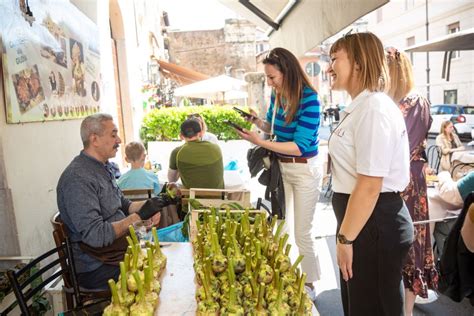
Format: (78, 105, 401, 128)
(278, 156, 308, 163)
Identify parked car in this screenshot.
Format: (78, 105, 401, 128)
(429, 104, 474, 139)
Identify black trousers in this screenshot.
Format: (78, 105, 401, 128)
(76, 264, 119, 290)
(332, 192, 414, 316)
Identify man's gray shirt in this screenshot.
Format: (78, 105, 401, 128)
(57, 151, 131, 273)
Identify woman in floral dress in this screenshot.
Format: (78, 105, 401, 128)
(387, 47, 438, 316)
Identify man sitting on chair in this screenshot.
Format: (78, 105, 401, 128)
(168, 118, 224, 189)
(57, 113, 175, 290)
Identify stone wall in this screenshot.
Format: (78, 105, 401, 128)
(167, 19, 257, 78)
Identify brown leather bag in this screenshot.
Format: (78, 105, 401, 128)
(79, 234, 129, 266)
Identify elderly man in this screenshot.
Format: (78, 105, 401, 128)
(168, 118, 224, 189)
(57, 113, 172, 289)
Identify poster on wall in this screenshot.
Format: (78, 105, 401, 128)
(0, 2, 101, 123)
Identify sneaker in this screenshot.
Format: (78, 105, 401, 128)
(304, 285, 317, 302)
(415, 290, 438, 304)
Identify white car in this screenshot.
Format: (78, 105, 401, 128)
(429, 104, 474, 139)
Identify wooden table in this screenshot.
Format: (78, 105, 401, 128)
(452, 150, 474, 164)
(156, 242, 319, 315)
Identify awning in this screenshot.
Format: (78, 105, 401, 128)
(404, 28, 474, 81)
(405, 28, 474, 52)
(153, 58, 209, 85)
(219, 0, 388, 57)
(174, 75, 248, 100)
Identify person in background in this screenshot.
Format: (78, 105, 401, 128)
(386, 47, 437, 315)
(118, 141, 161, 196)
(436, 120, 465, 171)
(57, 113, 175, 289)
(168, 118, 224, 189)
(437, 171, 474, 208)
(236, 47, 322, 301)
(188, 113, 219, 144)
(327, 32, 413, 316)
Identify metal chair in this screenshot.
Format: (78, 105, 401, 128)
(121, 188, 153, 201)
(51, 213, 110, 309)
(427, 145, 442, 174)
(2, 238, 81, 315)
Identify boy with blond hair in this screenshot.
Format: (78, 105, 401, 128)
(118, 141, 160, 195)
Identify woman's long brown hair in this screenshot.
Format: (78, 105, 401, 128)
(263, 47, 316, 124)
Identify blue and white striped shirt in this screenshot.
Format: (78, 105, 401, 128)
(266, 86, 320, 158)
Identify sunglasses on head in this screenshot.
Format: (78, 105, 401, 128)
(187, 113, 201, 119)
(385, 46, 400, 59)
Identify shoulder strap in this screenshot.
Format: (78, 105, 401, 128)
(270, 102, 277, 140)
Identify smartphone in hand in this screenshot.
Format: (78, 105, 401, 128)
(224, 120, 244, 132)
(233, 107, 256, 120)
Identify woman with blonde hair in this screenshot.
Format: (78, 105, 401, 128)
(237, 47, 322, 300)
(436, 120, 465, 171)
(187, 113, 218, 144)
(387, 47, 437, 316)
(327, 33, 413, 315)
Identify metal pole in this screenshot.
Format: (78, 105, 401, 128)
(425, 0, 431, 102)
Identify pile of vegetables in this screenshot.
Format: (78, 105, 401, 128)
(103, 226, 167, 316)
(192, 208, 313, 315)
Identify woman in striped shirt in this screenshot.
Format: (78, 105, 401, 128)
(237, 47, 322, 300)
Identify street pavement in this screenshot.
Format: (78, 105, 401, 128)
(246, 123, 474, 315)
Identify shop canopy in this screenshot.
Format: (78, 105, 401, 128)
(405, 27, 474, 81)
(405, 28, 474, 52)
(219, 0, 388, 57)
(156, 59, 209, 85)
(174, 75, 247, 100)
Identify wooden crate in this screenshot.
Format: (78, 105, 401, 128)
(189, 208, 267, 242)
(182, 188, 251, 211)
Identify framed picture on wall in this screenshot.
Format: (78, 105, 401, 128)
(0, 4, 101, 123)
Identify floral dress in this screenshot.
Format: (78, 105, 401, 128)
(399, 93, 439, 298)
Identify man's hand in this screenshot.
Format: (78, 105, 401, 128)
(137, 192, 180, 220)
(337, 243, 353, 281)
(150, 212, 161, 227)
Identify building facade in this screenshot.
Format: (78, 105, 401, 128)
(366, 0, 474, 105)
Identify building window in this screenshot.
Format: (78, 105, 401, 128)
(405, 0, 415, 10)
(376, 8, 383, 23)
(305, 62, 321, 78)
(406, 36, 415, 65)
(447, 22, 460, 59)
(444, 90, 457, 104)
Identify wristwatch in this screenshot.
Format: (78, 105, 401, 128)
(337, 233, 354, 245)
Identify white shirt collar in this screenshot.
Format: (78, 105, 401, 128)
(343, 90, 372, 114)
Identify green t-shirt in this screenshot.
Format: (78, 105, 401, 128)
(169, 141, 224, 189)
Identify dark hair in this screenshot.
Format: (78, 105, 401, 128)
(180, 118, 202, 138)
(263, 47, 316, 124)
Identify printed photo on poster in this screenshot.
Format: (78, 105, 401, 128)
(91, 81, 100, 101)
(12, 65, 45, 113)
(40, 37, 67, 68)
(70, 39, 86, 97)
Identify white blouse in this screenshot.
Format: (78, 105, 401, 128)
(328, 90, 410, 194)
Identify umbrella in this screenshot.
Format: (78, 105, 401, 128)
(174, 74, 248, 100)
